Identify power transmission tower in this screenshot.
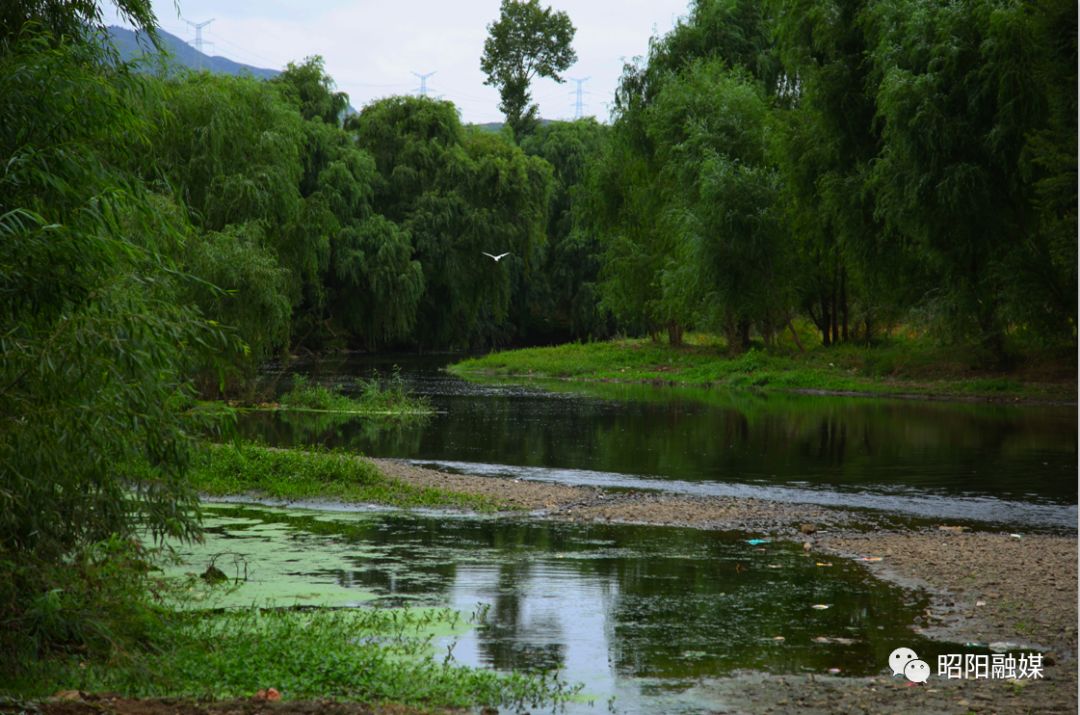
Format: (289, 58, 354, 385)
(568, 77, 590, 119)
(412, 71, 436, 98)
(184, 17, 215, 67)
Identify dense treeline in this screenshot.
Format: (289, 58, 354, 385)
(590, 0, 1076, 358)
(1, 0, 1075, 675)
(108, 0, 1076, 372)
(11, 0, 1069, 379)
(143, 58, 608, 372)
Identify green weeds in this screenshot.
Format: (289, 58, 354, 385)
(11, 606, 582, 710)
(188, 442, 500, 512)
(280, 370, 432, 416)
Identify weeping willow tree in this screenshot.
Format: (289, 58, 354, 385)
(139, 71, 322, 379)
(866, 0, 1075, 356)
(583, 0, 788, 347)
(0, 0, 158, 50)
(0, 26, 223, 668)
(650, 62, 790, 348)
(579, 0, 1075, 353)
(271, 58, 426, 350)
(351, 96, 552, 349)
(768, 0, 920, 346)
(518, 119, 612, 342)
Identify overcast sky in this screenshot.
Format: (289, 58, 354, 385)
(108, 1, 691, 124)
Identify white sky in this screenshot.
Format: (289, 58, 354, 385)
(108, 1, 691, 124)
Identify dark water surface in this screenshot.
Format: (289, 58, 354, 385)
(193, 503, 987, 714)
(238, 354, 1077, 529)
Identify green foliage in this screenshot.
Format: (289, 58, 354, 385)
(188, 443, 497, 511)
(279, 371, 432, 415)
(141, 73, 307, 373)
(0, 31, 218, 669)
(865, 0, 1049, 353)
(348, 96, 465, 221)
(586, 50, 789, 348)
(328, 215, 424, 348)
(480, 0, 578, 139)
(1, 0, 158, 51)
(15, 607, 581, 709)
(769, 0, 901, 346)
(272, 55, 350, 125)
(519, 119, 613, 341)
(180, 222, 292, 382)
(352, 96, 553, 349)
(646, 0, 782, 99)
(153, 73, 305, 236)
(651, 62, 788, 347)
(1021, 0, 1077, 335)
(576, 0, 1075, 355)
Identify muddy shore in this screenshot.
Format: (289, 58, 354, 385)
(374, 457, 1078, 714)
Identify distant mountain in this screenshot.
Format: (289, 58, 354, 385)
(107, 25, 279, 79)
(471, 122, 508, 134)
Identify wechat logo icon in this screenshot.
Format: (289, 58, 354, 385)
(889, 647, 930, 683)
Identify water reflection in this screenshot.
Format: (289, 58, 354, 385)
(187, 503, 984, 714)
(235, 356, 1077, 527)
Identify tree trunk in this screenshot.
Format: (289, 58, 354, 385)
(787, 320, 805, 353)
(830, 265, 839, 346)
(738, 319, 751, 351)
(820, 292, 832, 347)
(840, 267, 849, 343)
(667, 320, 683, 347)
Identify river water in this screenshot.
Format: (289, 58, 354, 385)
(195, 354, 1075, 712)
(237, 354, 1077, 530)
(184, 502, 977, 714)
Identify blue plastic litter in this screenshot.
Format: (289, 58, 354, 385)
(746, 538, 771, 546)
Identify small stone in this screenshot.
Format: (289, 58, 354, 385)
(800, 523, 817, 535)
(200, 564, 228, 584)
(51, 690, 84, 701)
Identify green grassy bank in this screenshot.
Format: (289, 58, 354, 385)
(187, 442, 500, 512)
(8, 594, 578, 710)
(3, 446, 547, 709)
(448, 335, 1076, 402)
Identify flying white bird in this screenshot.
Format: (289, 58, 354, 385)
(482, 252, 511, 262)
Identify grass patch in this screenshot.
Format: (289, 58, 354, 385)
(189, 442, 501, 512)
(9, 606, 582, 710)
(448, 335, 1075, 402)
(280, 371, 432, 415)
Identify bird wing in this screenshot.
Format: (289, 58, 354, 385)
(482, 252, 497, 260)
(495, 252, 510, 260)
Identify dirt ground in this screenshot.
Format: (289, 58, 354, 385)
(19, 459, 1078, 715)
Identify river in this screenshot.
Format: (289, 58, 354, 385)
(186, 354, 1075, 712)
